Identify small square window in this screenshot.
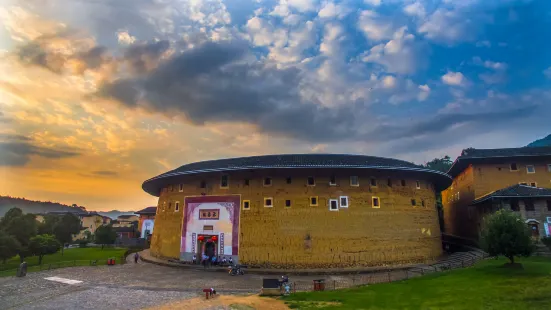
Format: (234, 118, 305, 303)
(530, 182, 537, 187)
(168, 202, 172, 209)
(169, 185, 174, 192)
(264, 198, 273, 208)
(244, 179, 250, 186)
(411, 199, 416, 207)
(339, 196, 348, 208)
(285, 200, 291, 207)
(421, 200, 425, 207)
(243, 200, 250, 210)
(416, 181, 421, 189)
(179, 184, 184, 192)
(307, 176, 315, 186)
(200, 181, 206, 188)
(264, 177, 272, 186)
(175, 202, 180, 212)
(350, 176, 359, 186)
(401, 180, 406, 187)
(387, 179, 392, 187)
(372, 197, 380, 208)
(520, 182, 528, 186)
(329, 175, 337, 186)
(220, 175, 229, 188)
(510, 163, 518, 171)
(310, 196, 318, 206)
(329, 199, 339, 211)
(525, 200, 535, 211)
(511, 200, 519, 211)
(286, 177, 292, 184)
(526, 165, 535, 174)
(370, 178, 377, 187)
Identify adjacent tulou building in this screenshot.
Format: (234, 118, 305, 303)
(142, 154, 451, 268)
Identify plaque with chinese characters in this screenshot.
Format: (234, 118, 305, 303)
(199, 209, 220, 220)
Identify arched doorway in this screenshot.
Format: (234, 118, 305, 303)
(525, 219, 540, 238)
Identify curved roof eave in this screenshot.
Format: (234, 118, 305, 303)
(142, 165, 452, 197)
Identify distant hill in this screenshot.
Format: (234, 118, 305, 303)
(0, 196, 135, 219)
(95, 210, 136, 219)
(0, 196, 85, 217)
(527, 134, 551, 147)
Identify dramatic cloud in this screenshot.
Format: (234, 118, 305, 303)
(442, 71, 466, 86)
(0, 141, 81, 166)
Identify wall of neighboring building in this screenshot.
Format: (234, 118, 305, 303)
(442, 165, 476, 238)
(473, 160, 551, 197)
(498, 199, 551, 237)
(74, 215, 104, 240)
(138, 215, 155, 238)
(151, 169, 443, 268)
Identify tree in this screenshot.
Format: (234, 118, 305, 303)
(28, 234, 61, 265)
(480, 210, 534, 264)
(0, 208, 37, 262)
(53, 213, 81, 255)
(38, 214, 60, 235)
(95, 225, 117, 249)
(0, 230, 20, 263)
(424, 155, 453, 173)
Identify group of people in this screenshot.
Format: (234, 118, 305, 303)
(192, 254, 233, 267)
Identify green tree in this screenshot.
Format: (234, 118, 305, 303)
(0, 230, 20, 263)
(424, 155, 453, 173)
(0, 208, 37, 262)
(38, 214, 61, 235)
(95, 225, 117, 249)
(53, 213, 81, 255)
(28, 234, 61, 264)
(480, 210, 535, 264)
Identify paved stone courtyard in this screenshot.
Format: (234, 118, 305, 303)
(0, 257, 366, 309)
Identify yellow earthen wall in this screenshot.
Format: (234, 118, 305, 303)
(150, 169, 443, 268)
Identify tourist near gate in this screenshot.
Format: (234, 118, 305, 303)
(142, 154, 452, 269)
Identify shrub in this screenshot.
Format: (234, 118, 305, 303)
(541, 236, 551, 250)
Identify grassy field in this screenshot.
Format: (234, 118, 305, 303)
(284, 256, 551, 310)
(0, 247, 127, 276)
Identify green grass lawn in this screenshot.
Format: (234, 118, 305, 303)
(284, 256, 551, 310)
(0, 247, 127, 276)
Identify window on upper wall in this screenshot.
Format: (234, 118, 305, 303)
(387, 179, 392, 187)
(200, 181, 206, 188)
(179, 184, 184, 192)
(401, 180, 406, 187)
(411, 199, 417, 207)
(329, 199, 339, 211)
(264, 198, 273, 208)
(372, 197, 380, 208)
(510, 163, 518, 171)
(421, 199, 426, 207)
(370, 178, 377, 187)
(244, 179, 250, 186)
(243, 200, 250, 210)
(526, 165, 536, 174)
(329, 175, 337, 186)
(339, 196, 349, 208)
(520, 182, 528, 186)
(525, 200, 535, 211)
(168, 202, 172, 210)
(169, 185, 173, 192)
(264, 177, 272, 186)
(310, 196, 318, 206)
(286, 177, 292, 184)
(307, 176, 315, 186)
(416, 181, 421, 189)
(285, 200, 291, 208)
(175, 201, 180, 212)
(220, 175, 229, 188)
(510, 200, 519, 211)
(350, 176, 359, 186)
(530, 182, 537, 187)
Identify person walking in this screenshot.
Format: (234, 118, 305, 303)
(134, 252, 139, 263)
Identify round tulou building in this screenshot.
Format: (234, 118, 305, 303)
(142, 154, 452, 269)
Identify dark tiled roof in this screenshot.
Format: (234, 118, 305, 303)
(118, 214, 136, 219)
(135, 206, 157, 215)
(142, 154, 452, 196)
(448, 146, 551, 177)
(472, 184, 551, 205)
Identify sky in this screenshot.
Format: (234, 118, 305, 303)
(0, 0, 550, 211)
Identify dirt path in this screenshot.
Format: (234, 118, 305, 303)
(145, 294, 289, 310)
